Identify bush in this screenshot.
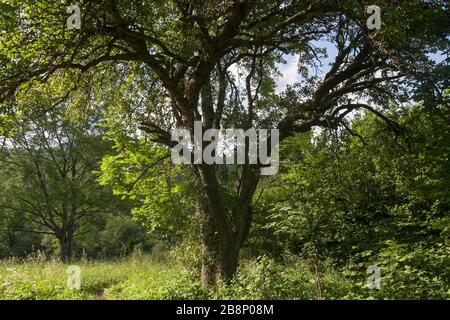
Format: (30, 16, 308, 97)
(345, 241, 449, 300)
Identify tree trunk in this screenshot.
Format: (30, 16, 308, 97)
(218, 241, 240, 283)
(58, 233, 73, 263)
(196, 164, 258, 284)
(198, 199, 219, 286)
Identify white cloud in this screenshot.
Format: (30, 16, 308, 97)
(276, 54, 300, 93)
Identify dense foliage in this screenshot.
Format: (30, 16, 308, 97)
(250, 100, 450, 299)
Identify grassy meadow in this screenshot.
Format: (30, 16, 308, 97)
(0, 253, 356, 300)
(0, 253, 182, 300)
(1, 252, 448, 300)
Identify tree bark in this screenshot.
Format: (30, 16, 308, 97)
(198, 199, 219, 286)
(196, 164, 259, 283)
(58, 231, 73, 263)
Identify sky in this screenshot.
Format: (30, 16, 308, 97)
(275, 41, 447, 93)
(276, 40, 338, 93)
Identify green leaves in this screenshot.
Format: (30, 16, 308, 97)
(254, 100, 450, 298)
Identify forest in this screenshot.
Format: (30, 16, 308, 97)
(0, 0, 448, 300)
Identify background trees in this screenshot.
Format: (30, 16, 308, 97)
(0, 105, 141, 261)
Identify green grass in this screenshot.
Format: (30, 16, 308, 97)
(2, 253, 446, 300)
(0, 253, 354, 300)
(0, 253, 183, 300)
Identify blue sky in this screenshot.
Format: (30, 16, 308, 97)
(275, 40, 447, 93)
(276, 40, 338, 93)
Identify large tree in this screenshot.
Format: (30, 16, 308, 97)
(0, 0, 448, 282)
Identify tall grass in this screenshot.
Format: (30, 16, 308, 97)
(0, 252, 356, 300)
(0, 251, 181, 300)
(3, 252, 438, 300)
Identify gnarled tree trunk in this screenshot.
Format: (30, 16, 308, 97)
(196, 164, 259, 283)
